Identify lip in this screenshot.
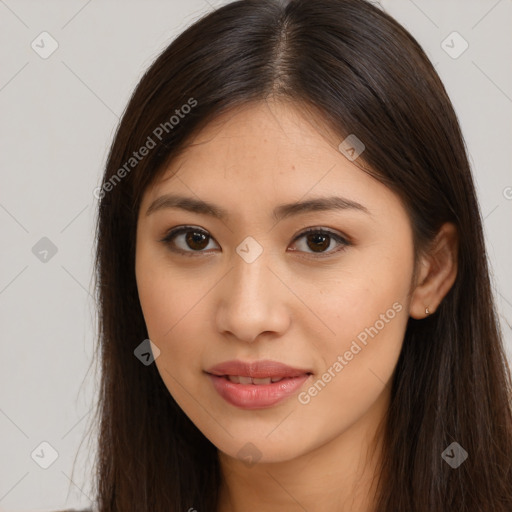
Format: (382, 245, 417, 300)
(206, 359, 312, 379)
(205, 359, 313, 410)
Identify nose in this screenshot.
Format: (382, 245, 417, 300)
(214, 252, 291, 344)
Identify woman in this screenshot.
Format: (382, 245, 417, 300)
(81, 0, 512, 510)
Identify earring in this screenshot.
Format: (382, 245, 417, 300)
(425, 306, 430, 316)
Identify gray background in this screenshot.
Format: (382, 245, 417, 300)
(0, 0, 511, 510)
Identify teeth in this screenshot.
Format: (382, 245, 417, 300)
(225, 375, 284, 385)
(252, 377, 272, 385)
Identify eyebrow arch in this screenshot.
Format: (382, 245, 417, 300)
(145, 193, 370, 221)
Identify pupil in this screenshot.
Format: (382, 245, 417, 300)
(182, 231, 330, 252)
(308, 233, 329, 252)
(186, 231, 208, 250)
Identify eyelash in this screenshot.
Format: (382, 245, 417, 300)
(159, 225, 351, 258)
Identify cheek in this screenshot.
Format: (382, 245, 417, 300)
(294, 282, 409, 434)
(137, 271, 206, 357)
(302, 243, 413, 386)
(135, 256, 208, 412)
(135, 244, 202, 352)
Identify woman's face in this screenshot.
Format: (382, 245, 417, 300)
(135, 100, 416, 464)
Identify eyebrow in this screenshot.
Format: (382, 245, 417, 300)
(145, 193, 370, 221)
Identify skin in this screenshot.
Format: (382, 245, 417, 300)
(135, 99, 458, 512)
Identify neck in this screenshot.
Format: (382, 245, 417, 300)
(216, 386, 389, 512)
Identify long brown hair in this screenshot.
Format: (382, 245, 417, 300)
(86, 0, 512, 510)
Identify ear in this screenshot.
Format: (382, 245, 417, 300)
(409, 222, 459, 319)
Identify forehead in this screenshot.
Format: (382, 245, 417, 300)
(163, 100, 343, 178)
(141, 100, 403, 223)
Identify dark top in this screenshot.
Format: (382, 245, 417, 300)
(53, 509, 93, 512)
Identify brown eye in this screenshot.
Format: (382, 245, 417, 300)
(184, 230, 209, 250)
(160, 226, 219, 256)
(160, 225, 350, 258)
(305, 232, 330, 252)
(290, 228, 349, 256)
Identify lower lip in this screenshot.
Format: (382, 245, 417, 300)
(207, 373, 311, 410)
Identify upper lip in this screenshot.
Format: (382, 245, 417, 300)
(205, 359, 313, 379)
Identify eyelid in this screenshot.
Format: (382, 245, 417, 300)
(292, 227, 349, 244)
(160, 225, 351, 257)
(159, 225, 219, 257)
(289, 227, 350, 258)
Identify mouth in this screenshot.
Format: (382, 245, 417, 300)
(219, 375, 297, 385)
(205, 359, 313, 409)
(205, 358, 313, 379)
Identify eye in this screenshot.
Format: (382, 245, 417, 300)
(160, 226, 219, 257)
(289, 228, 350, 257)
(160, 226, 350, 257)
